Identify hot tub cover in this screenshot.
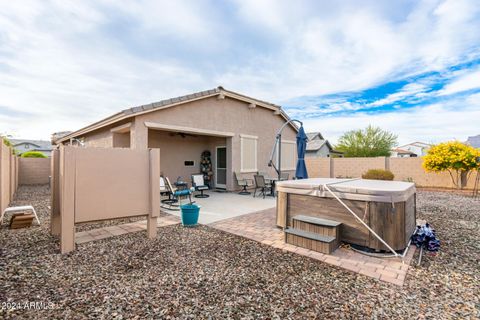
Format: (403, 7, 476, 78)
(276, 178, 416, 203)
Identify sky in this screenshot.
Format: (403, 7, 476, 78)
(0, 0, 479, 145)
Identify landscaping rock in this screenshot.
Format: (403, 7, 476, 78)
(0, 186, 478, 319)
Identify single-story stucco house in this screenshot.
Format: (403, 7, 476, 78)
(305, 132, 343, 158)
(391, 141, 431, 157)
(54, 87, 298, 191)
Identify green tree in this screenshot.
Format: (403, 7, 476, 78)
(335, 125, 397, 157)
(1, 134, 17, 155)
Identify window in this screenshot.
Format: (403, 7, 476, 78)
(275, 140, 296, 171)
(240, 134, 258, 173)
(184, 160, 195, 167)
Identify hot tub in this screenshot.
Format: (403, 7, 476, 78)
(276, 178, 416, 251)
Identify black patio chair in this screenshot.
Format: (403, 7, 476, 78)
(192, 174, 209, 198)
(253, 174, 272, 199)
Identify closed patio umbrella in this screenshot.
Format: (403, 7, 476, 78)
(295, 126, 308, 179)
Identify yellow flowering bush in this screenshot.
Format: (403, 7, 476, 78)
(423, 141, 480, 188)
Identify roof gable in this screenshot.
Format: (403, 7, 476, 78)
(56, 87, 296, 143)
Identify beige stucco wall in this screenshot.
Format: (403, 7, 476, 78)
(136, 96, 296, 189)
(18, 158, 51, 185)
(148, 130, 225, 186)
(70, 95, 297, 191)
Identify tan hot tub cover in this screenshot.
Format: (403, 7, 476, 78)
(276, 178, 416, 203)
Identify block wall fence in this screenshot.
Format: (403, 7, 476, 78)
(0, 143, 19, 213)
(305, 157, 478, 190)
(18, 158, 51, 185)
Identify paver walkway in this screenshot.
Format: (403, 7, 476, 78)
(210, 208, 416, 286)
(75, 214, 180, 244)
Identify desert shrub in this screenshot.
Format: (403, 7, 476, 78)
(21, 151, 47, 158)
(362, 169, 394, 180)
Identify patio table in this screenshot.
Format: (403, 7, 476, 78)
(174, 181, 189, 190)
(266, 177, 288, 197)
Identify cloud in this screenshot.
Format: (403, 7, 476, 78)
(368, 83, 430, 107)
(302, 92, 480, 145)
(0, 0, 479, 142)
(437, 69, 480, 95)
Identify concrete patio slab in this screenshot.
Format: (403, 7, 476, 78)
(162, 190, 276, 224)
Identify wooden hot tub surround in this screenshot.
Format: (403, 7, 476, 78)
(276, 178, 416, 252)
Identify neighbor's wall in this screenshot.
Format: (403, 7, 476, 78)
(305, 156, 478, 189)
(0, 143, 18, 213)
(18, 158, 51, 185)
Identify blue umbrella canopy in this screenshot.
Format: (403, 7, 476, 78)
(295, 126, 308, 179)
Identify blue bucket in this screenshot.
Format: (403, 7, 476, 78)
(180, 203, 200, 227)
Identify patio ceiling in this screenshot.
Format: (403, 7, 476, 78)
(144, 121, 235, 137)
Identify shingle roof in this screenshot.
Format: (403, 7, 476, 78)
(391, 148, 414, 154)
(55, 87, 290, 144)
(306, 132, 324, 141)
(10, 139, 52, 150)
(306, 139, 327, 151)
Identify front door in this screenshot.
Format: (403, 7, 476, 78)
(216, 146, 227, 189)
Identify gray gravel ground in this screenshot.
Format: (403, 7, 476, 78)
(0, 185, 479, 319)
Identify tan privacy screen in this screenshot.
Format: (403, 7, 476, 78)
(241, 135, 257, 172)
(72, 147, 151, 223)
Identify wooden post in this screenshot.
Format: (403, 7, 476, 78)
(147, 148, 160, 239)
(50, 149, 61, 236)
(276, 191, 288, 228)
(60, 147, 75, 254)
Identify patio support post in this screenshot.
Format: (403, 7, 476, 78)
(147, 148, 160, 239)
(60, 146, 75, 254)
(131, 119, 149, 149)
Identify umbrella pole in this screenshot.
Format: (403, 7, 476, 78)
(278, 133, 282, 181)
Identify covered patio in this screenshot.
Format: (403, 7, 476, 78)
(162, 190, 276, 224)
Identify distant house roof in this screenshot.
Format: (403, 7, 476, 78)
(55, 87, 297, 144)
(466, 135, 480, 148)
(306, 132, 343, 154)
(397, 141, 432, 149)
(10, 139, 53, 153)
(391, 148, 415, 155)
(306, 132, 325, 141)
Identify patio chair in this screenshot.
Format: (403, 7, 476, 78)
(253, 175, 273, 199)
(161, 177, 193, 210)
(234, 172, 254, 195)
(191, 174, 209, 198)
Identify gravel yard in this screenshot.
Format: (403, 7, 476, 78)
(1, 185, 479, 319)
